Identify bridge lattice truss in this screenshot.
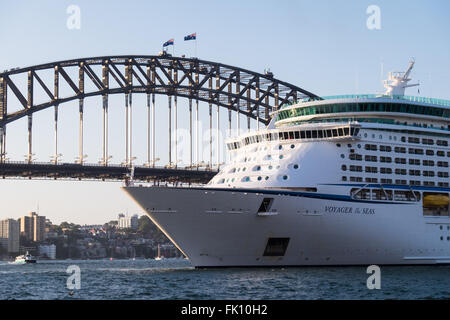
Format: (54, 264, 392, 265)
(0, 55, 318, 182)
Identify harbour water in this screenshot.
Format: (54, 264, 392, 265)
(0, 259, 449, 300)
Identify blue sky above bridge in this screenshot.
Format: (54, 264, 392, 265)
(0, 0, 449, 224)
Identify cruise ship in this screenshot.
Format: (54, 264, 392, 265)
(123, 61, 450, 267)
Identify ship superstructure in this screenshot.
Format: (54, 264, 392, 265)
(124, 61, 450, 267)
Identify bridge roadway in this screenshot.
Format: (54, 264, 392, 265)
(0, 161, 217, 184)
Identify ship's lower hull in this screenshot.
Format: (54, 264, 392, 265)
(123, 186, 450, 267)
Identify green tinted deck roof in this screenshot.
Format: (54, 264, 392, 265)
(280, 94, 450, 109)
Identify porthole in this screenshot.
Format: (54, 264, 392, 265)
(265, 176, 269, 180)
(241, 176, 250, 182)
(253, 165, 261, 171)
(357, 144, 361, 148)
(293, 164, 299, 169)
(282, 175, 288, 180)
(257, 176, 262, 181)
(341, 165, 347, 171)
(440, 236, 444, 241)
(278, 145, 283, 150)
(340, 154, 345, 159)
(279, 155, 284, 159)
(336, 143, 341, 147)
(364, 133, 368, 138)
(231, 178, 235, 182)
(290, 144, 295, 149)
(268, 165, 273, 170)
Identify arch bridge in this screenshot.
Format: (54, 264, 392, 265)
(0, 54, 319, 183)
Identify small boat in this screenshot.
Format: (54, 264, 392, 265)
(154, 244, 165, 260)
(14, 251, 37, 264)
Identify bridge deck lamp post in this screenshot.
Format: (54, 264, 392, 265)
(144, 157, 160, 168)
(99, 155, 112, 166)
(50, 153, 63, 165)
(75, 154, 88, 165)
(24, 153, 36, 164)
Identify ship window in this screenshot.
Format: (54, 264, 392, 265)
(300, 131, 306, 139)
(326, 130, 332, 137)
(318, 130, 323, 138)
(351, 188, 371, 200)
(294, 131, 300, 139)
(258, 198, 274, 213)
(263, 238, 290, 257)
(306, 131, 311, 139)
(423, 192, 449, 217)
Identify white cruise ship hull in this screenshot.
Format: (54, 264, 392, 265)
(123, 186, 450, 267)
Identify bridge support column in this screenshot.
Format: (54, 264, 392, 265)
(102, 94, 109, 166)
(247, 89, 251, 132)
(189, 98, 193, 167)
(146, 92, 151, 167)
(195, 98, 199, 169)
(208, 77, 212, 169)
(125, 93, 129, 165)
(256, 78, 260, 130)
(0, 125, 5, 163)
(27, 114, 33, 163)
(54, 105, 59, 164)
(174, 95, 178, 168)
(78, 63, 84, 165)
(235, 72, 240, 135)
(168, 95, 172, 166)
(152, 93, 156, 168)
(129, 93, 133, 165)
(0, 76, 6, 163)
(78, 99, 84, 164)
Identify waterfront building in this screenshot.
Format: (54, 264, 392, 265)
(118, 214, 139, 230)
(0, 219, 20, 253)
(19, 212, 46, 242)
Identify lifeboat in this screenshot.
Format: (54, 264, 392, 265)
(423, 194, 449, 208)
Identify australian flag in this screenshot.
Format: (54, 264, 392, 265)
(184, 33, 196, 41)
(163, 39, 174, 47)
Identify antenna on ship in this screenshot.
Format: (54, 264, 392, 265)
(383, 59, 419, 96)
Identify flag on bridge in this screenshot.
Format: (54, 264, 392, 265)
(184, 33, 196, 41)
(163, 39, 174, 47)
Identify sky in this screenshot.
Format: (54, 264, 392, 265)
(0, 0, 449, 224)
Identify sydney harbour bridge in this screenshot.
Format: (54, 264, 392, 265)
(0, 54, 318, 184)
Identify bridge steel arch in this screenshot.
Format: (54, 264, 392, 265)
(0, 55, 319, 169)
